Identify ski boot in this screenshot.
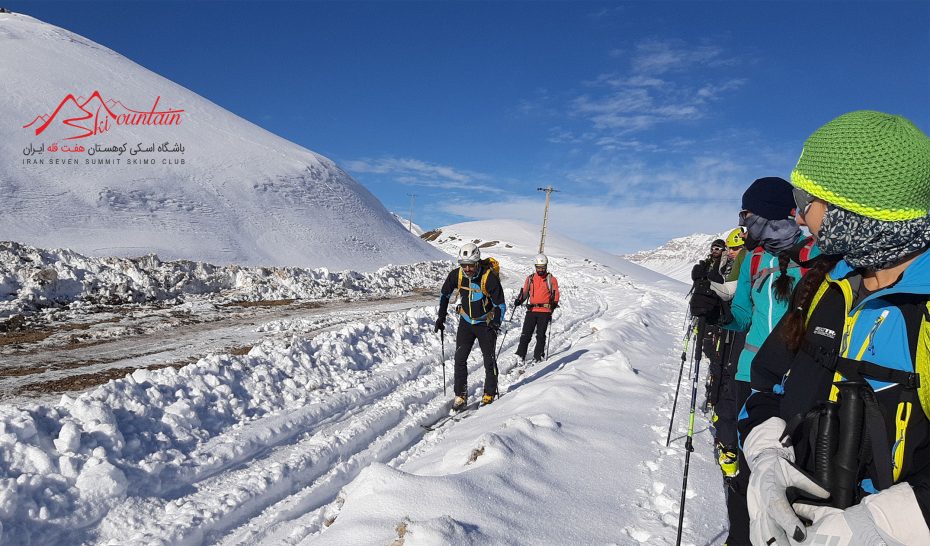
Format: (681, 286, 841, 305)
(480, 393, 496, 406)
(717, 446, 739, 479)
(452, 395, 467, 412)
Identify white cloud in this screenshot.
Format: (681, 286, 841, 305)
(560, 39, 746, 138)
(344, 156, 505, 193)
(631, 40, 729, 75)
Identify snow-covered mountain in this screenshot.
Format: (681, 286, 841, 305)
(624, 232, 730, 283)
(0, 12, 445, 271)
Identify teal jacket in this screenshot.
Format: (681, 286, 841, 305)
(726, 236, 820, 381)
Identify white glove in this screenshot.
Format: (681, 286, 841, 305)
(791, 483, 930, 546)
(744, 417, 830, 546)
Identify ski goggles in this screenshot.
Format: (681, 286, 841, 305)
(792, 186, 816, 217)
(738, 210, 752, 226)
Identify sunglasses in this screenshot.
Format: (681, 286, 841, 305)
(792, 187, 816, 217)
(711, 246, 725, 252)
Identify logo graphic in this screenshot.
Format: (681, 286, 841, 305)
(23, 91, 184, 140)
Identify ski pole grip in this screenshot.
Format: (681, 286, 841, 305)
(832, 381, 865, 509)
(814, 403, 838, 488)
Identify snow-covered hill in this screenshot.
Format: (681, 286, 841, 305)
(624, 232, 729, 284)
(390, 212, 425, 236)
(426, 219, 686, 291)
(0, 219, 728, 545)
(0, 12, 444, 271)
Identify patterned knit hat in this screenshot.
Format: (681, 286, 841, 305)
(791, 110, 930, 221)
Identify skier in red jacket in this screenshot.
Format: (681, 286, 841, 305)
(513, 254, 561, 363)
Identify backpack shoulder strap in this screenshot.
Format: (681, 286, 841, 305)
(749, 247, 765, 280)
(479, 268, 491, 297)
(916, 301, 930, 420)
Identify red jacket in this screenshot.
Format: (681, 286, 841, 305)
(518, 273, 560, 313)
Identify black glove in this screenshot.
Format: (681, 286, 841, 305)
(550, 300, 559, 310)
(689, 291, 721, 323)
(490, 320, 502, 334)
(513, 298, 523, 307)
(435, 316, 446, 332)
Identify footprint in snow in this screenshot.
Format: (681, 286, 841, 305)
(623, 526, 652, 543)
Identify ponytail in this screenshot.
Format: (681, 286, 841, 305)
(772, 253, 794, 303)
(781, 255, 843, 352)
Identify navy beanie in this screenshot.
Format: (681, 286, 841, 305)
(741, 177, 795, 220)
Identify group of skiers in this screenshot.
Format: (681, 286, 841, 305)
(687, 110, 930, 546)
(434, 243, 560, 412)
(429, 109, 930, 546)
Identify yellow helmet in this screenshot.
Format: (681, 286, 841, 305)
(726, 227, 745, 248)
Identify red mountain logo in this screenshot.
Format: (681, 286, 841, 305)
(23, 91, 184, 140)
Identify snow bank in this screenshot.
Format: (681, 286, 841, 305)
(0, 241, 451, 319)
(0, 306, 445, 544)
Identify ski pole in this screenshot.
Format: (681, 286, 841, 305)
(441, 330, 446, 396)
(675, 317, 706, 546)
(666, 318, 696, 447)
(494, 305, 518, 360)
(545, 309, 557, 360)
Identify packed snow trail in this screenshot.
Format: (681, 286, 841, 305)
(0, 221, 728, 545)
(88, 253, 611, 545)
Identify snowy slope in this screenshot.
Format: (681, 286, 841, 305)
(427, 219, 687, 291)
(624, 232, 729, 284)
(0, 219, 730, 545)
(0, 12, 444, 271)
(391, 212, 425, 236)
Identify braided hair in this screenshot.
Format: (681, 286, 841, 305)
(771, 252, 795, 303)
(781, 255, 843, 351)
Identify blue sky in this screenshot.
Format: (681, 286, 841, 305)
(11, 0, 930, 253)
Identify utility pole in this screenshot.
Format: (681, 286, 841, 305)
(537, 186, 559, 253)
(406, 193, 417, 233)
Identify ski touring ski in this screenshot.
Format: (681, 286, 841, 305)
(422, 401, 481, 431)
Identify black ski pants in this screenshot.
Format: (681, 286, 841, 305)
(725, 379, 752, 546)
(714, 331, 746, 450)
(453, 318, 498, 397)
(516, 310, 552, 361)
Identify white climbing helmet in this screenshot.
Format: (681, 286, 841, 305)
(534, 254, 548, 267)
(458, 243, 481, 265)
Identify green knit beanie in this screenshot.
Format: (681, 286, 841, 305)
(791, 110, 930, 221)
